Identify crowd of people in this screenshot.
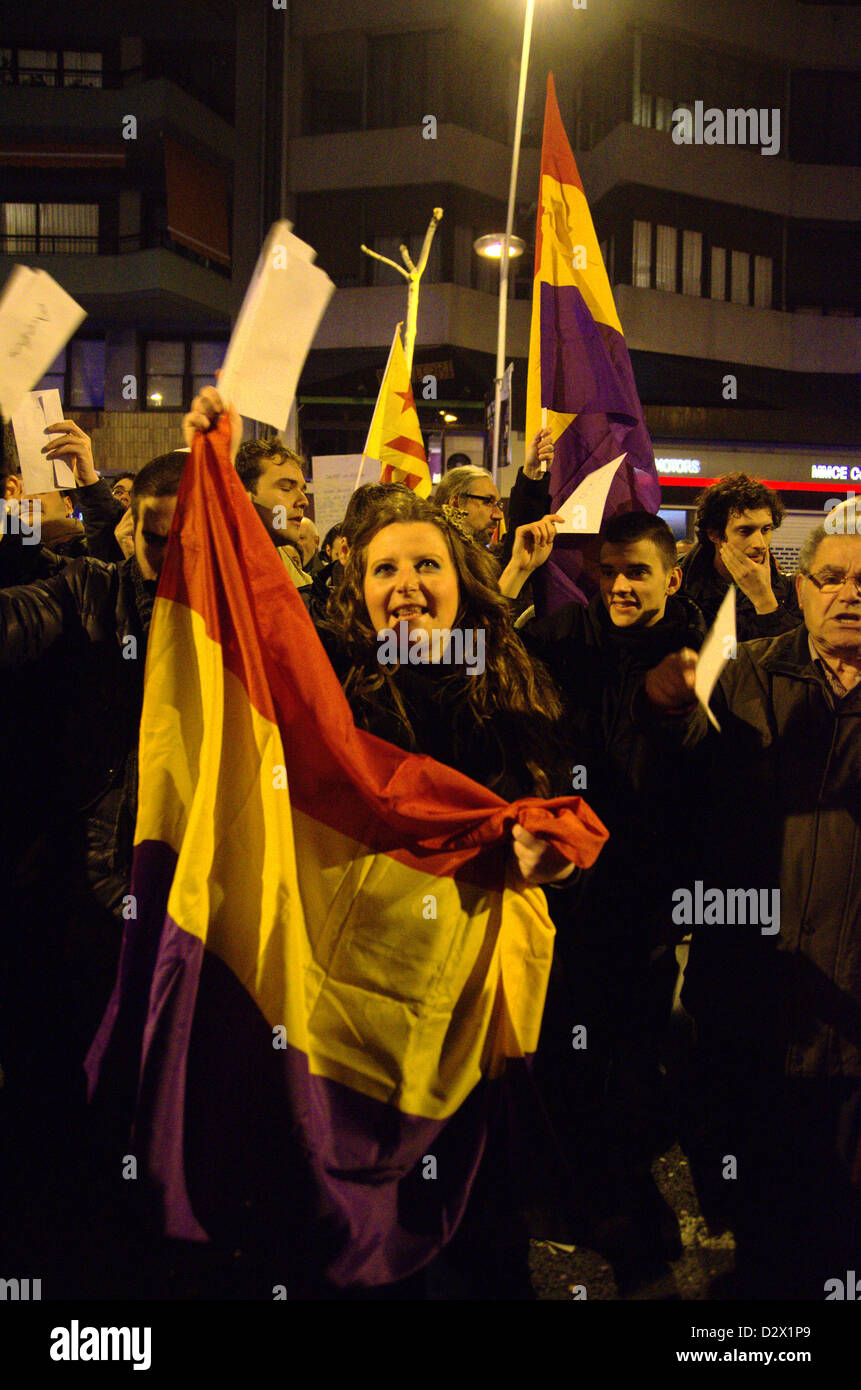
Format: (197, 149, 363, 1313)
(0, 388, 858, 1300)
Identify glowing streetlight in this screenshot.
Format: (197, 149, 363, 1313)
(473, 235, 526, 261)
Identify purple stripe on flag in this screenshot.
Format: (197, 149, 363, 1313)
(535, 283, 660, 613)
(86, 840, 495, 1289)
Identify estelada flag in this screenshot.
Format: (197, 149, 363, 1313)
(363, 322, 432, 497)
(526, 74, 660, 613)
(85, 414, 608, 1289)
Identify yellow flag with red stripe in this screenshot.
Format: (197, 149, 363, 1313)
(363, 324, 431, 498)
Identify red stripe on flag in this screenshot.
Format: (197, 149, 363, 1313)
(156, 418, 609, 885)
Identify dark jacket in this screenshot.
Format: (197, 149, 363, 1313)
(0, 553, 153, 916)
(647, 624, 861, 1078)
(315, 624, 569, 803)
(499, 469, 551, 568)
(678, 540, 801, 641)
(77, 478, 126, 563)
(521, 591, 707, 948)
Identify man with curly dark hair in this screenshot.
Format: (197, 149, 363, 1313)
(678, 472, 800, 639)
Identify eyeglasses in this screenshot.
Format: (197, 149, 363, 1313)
(805, 570, 861, 595)
(461, 493, 502, 509)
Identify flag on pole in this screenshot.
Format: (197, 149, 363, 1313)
(526, 74, 660, 613)
(86, 415, 608, 1289)
(363, 323, 432, 497)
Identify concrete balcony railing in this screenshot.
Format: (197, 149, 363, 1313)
(0, 247, 233, 326)
(312, 279, 859, 376)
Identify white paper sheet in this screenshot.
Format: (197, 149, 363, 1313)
(0, 267, 86, 420)
(11, 389, 78, 494)
(219, 221, 334, 432)
(553, 454, 626, 534)
(312, 455, 379, 540)
(694, 585, 737, 731)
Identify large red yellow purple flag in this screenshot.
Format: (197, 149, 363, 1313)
(85, 415, 608, 1289)
(526, 74, 660, 613)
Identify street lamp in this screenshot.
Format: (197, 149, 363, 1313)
(483, 0, 536, 485)
(473, 234, 526, 261)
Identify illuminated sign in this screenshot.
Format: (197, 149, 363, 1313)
(811, 464, 861, 481)
(657, 458, 702, 474)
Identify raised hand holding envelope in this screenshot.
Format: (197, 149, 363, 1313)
(553, 453, 626, 534)
(694, 585, 737, 731)
(11, 390, 78, 495)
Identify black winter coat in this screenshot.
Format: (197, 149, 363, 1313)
(315, 624, 569, 803)
(0, 554, 152, 916)
(521, 591, 707, 949)
(678, 540, 801, 642)
(646, 623, 861, 1078)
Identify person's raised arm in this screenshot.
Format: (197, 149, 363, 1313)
(498, 514, 562, 599)
(183, 386, 243, 464)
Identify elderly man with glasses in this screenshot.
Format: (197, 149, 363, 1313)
(640, 516, 861, 1299)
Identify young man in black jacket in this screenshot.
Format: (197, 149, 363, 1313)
(522, 510, 707, 1289)
(677, 472, 800, 640)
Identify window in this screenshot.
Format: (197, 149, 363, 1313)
(635, 93, 654, 128)
(753, 255, 773, 309)
(454, 225, 473, 287)
(0, 47, 103, 88)
(654, 96, 674, 132)
(63, 51, 102, 89)
(1, 203, 36, 252)
(731, 250, 750, 305)
(1, 203, 98, 253)
(633, 220, 651, 287)
(36, 340, 105, 407)
(145, 340, 185, 409)
(710, 246, 727, 301)
(40, 204, 98, 252)
(18, 49, 57, 86)
(190, 342, 224, 399)
(38, 347, 66, 397)
(656, 225, 676, 292)
(144, 340, 228, 410)
(681, 230, 702, 296)
(70, 341, 106, 408)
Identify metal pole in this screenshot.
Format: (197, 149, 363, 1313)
(492, 0, 536, 485)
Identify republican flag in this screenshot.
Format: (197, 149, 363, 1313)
(86, 415, 608, 1289)
(526, 74, 660, 612)
(363, 322, 432, 497)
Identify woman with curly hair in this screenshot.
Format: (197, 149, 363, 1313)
(319, 490, 572, 855)
(315, 489, 576, 1297)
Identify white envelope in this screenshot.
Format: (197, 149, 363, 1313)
(11, 389, 78, 494)
(219, 221, 334, 432)
(694, 585, 737, 731)
(0, 266, 86, 421)
(553, 454, 627, 534)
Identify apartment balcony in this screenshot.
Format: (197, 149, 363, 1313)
(0, 77, 236, 161)
(0, 239, 232, 330)
(289, 125, 517, 201)
(313, 282, 530, 357)
(615, 285, 860, 375)
(579, 123, 860, 224)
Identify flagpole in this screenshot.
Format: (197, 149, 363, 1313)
(492, 0, 536, 486)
